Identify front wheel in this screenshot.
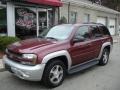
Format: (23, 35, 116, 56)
(99, 48, 110, 66)
(42, 60, 66, 88)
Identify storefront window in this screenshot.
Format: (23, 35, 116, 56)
(15, 7, 37, 39)
(0, 7, 7, 36)
(70, 11, 77, 24)
(84, 14, 90, 23)
(15, 6, 55, 39)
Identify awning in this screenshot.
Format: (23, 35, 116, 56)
(2, 0, 63, 7)
(26, 0, 63, 7)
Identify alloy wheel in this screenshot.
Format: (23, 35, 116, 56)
(49, 65, 64, 85)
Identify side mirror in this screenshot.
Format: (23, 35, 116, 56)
(73, 36, 85, 43)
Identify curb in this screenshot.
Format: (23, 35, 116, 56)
(0, 68, 6, 72)
(0, 59, 5, 72)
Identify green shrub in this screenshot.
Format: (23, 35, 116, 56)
(0, 36, 20, 52)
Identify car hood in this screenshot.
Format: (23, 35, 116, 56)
(7, 38, 57, 53)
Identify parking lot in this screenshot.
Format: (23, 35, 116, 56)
(0, 41, 120, 90)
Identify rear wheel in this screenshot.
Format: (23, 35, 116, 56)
(99, 48, 110, 66)
(42, 60, 66, 88)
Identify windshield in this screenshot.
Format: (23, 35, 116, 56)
(39, 25, 73, 40)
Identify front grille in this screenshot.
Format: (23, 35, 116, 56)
(7, 49, 22, 57)
(6, 49, 35, 66)
(6, 49, 22, 63)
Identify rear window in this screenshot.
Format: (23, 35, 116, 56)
(99, 26, 111, 35)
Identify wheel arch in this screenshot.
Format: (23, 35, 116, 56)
(104, 45, 111, 53)
(98, 42, 112, 59)
(41, 50, 72, 70)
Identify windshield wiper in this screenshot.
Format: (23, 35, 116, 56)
(46, 37, 58, 41)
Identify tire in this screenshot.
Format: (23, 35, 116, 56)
(99, 48, 110, 66)
(42, 60, 66, 88)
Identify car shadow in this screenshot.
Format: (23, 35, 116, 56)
(9, 75, 49, 89)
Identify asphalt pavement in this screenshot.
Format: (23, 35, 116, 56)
(0, 37, 120, 90)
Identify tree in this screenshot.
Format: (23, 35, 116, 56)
(88, 0, 120, 11)
(102, 0, 120, 11)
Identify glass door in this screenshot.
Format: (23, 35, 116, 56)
(36, 8, 54, 37)
(38, 11, 47, 34)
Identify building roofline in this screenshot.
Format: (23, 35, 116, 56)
(62, 0, 120, 15)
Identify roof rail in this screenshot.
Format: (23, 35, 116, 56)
(83, 22, 104, 25)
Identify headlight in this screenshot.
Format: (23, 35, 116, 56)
(22, 54, 37, 60)
(22, 54, 37, 65)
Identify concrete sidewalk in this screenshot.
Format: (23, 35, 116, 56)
(0, 36, 119, 72)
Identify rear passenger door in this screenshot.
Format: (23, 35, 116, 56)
(89, 25, 103, 58)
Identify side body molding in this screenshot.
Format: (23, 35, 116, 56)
(98, 42, 112, 59)
(41, 50, 72, 70)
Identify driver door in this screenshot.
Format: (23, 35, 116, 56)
(69, 26, 94, 66)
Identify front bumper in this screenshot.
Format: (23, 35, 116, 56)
(3, 56, 46, 81)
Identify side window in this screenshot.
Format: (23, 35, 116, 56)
(99, 26, 110, 35)
(75, 26, 90, 39)
(90, 26, 102, 38)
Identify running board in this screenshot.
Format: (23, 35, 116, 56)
(68, 60, 99, 74)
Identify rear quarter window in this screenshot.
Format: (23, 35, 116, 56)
(89, 25, 102, 38)
(98, 26, 111, 36)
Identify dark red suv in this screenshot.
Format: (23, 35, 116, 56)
(3, 23, 113, 87)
